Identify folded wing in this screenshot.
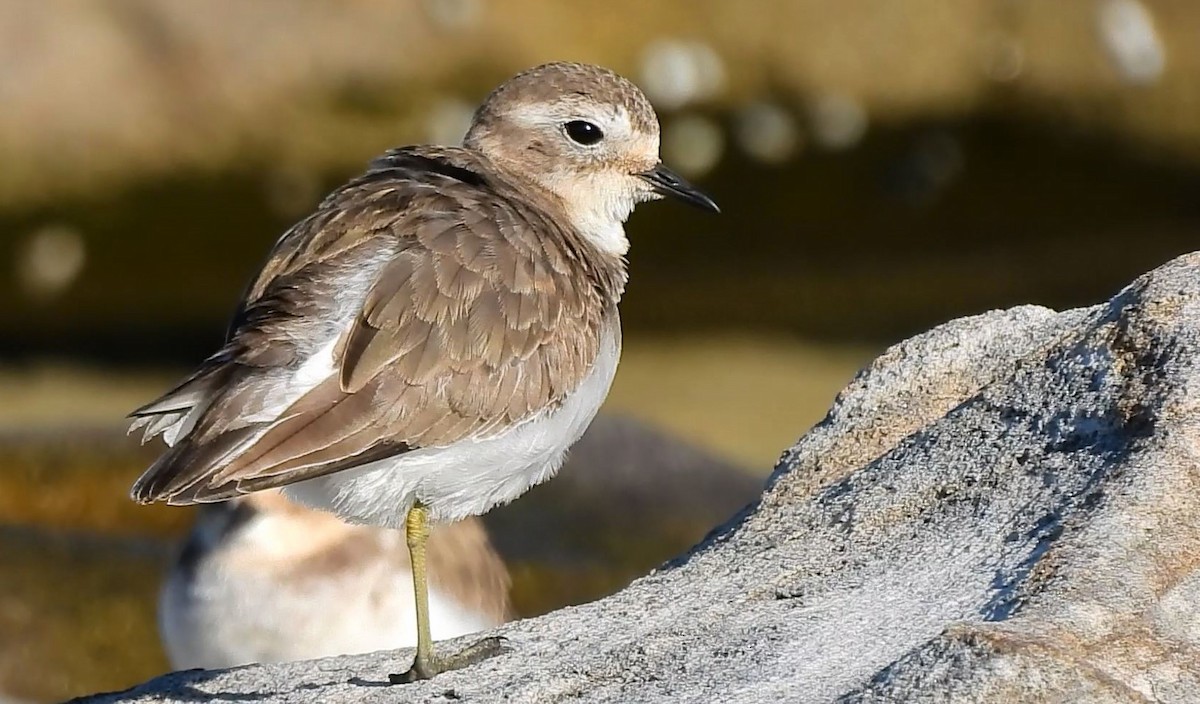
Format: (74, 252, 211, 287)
(131, 147, 617, 505)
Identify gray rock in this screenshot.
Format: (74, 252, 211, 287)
(76, 253, 1200, 703)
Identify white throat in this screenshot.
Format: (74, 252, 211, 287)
(572, 211, 630, 257)
(558, 177, 638, 257)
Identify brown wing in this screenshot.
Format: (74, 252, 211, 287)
(131, 147, 622, 505)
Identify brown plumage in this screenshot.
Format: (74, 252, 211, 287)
(131, 60, 718, 684)
(128, 59, 719, 519)
(131, 145, 627, 505)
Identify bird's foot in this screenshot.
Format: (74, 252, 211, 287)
(388, 636, 509, 684)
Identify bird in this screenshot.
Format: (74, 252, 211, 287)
(128, 61, 719, 683)
(158, 490, 510, 670)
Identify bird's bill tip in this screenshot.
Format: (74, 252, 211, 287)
(639, 165, 720, 214)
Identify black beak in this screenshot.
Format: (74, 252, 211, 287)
(639, 164, 720, 214)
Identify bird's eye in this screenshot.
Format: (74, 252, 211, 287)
(564, 120, 604, 146)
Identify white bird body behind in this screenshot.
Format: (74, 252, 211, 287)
(159, 492, 509, 669)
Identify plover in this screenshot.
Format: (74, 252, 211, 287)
(129, 61, 718, 682)
(159, 491, 509, 670)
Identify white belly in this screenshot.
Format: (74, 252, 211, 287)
(285, 321, 622, 525)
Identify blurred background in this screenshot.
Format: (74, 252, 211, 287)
(2, 0, 1199, 700)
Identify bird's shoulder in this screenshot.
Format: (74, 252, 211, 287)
(247, 146, 554, 299)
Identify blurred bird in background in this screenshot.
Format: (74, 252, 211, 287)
(159, 491, 510, 670)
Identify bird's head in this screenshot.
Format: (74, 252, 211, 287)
(463, 62, 718, 255)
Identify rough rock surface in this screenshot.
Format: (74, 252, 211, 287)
(77, 253, 1200, 703)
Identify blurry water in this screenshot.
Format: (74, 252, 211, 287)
(0, 526, 170, 702)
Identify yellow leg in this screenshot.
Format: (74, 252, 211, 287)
(389, 503, 508, 684)
(409, 504, 435, 672)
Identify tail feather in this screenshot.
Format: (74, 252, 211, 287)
(128, 348, 409, 506)
(129, 376, 211, 418)
(130, 425, 262, 504)
(129, 410, 188, 445)
(127, 364, 230, 442)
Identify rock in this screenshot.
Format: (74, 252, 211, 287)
(74, 253, 1200, 703)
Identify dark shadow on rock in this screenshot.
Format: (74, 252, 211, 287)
(71, 666, 345, 703)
